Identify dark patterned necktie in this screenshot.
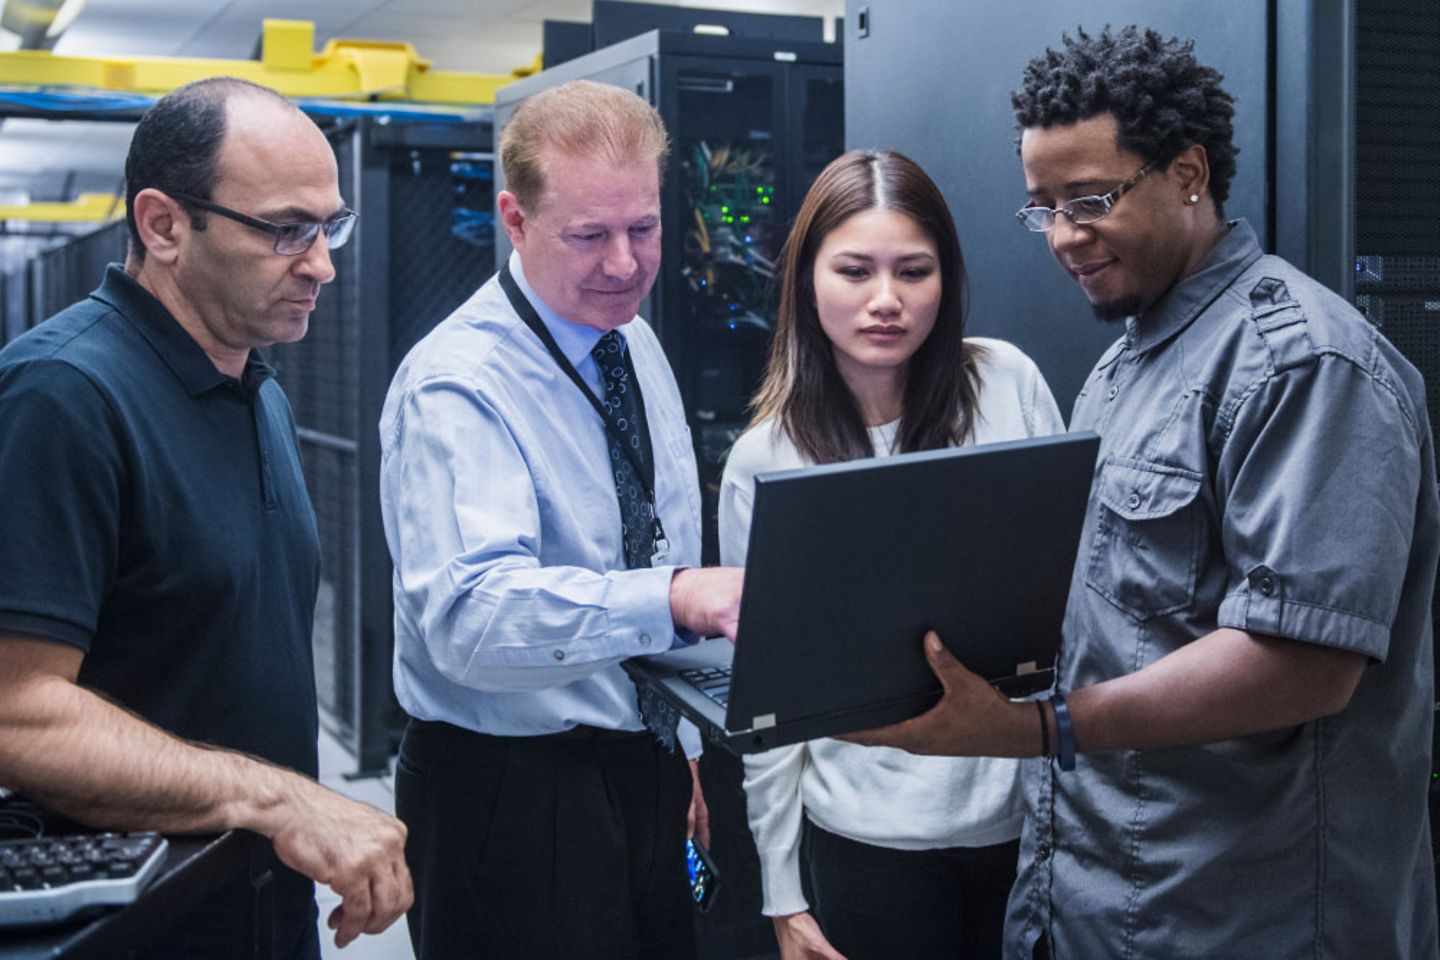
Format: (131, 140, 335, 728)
(591, 330, 680, 750)
(591, 330, 657, 570)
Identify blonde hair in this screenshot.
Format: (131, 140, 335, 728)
(500, 79, 670, 209)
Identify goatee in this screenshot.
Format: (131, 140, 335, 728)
(1091, 295, 1143, 323)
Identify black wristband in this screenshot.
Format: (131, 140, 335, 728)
(1034, 699, 1051, 759)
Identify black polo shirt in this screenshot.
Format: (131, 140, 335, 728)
(0, 265, 322, 954)
(0, 263, 321, 775)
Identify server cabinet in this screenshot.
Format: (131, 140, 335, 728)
(268, 116, 495, 775)
(495, 31, 844, 564)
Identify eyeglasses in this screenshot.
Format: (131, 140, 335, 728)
(169, 192, 357, 255)
(1015, 161, 1157, 232)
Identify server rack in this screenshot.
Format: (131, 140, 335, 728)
(494, 30, 844, 565)
(0, 220, 126, 348)
(1350, 0, 1440, 431)
(1344, 0, 1440, 889)
(267, 116, 495, 775)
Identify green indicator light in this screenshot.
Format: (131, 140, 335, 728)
(761, 197, 770, 204)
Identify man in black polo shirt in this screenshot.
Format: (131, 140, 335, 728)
(0, 78, 410, 957)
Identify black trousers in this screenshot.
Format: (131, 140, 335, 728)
(396, 718, 696, 960)
(804, 819, 1020, 960)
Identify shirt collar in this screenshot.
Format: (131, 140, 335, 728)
(1125, 219, 1266, 356)
(91, 264, 275, 398)
(508, 250, 607, 366)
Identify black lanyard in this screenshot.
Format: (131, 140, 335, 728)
(498, 263, 669, 560)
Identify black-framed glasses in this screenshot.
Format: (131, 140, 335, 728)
(169, 192, 357, 255)
(1015, 161, 1157, 233)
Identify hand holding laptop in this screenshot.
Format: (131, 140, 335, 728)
(841, 631, 1048, 759)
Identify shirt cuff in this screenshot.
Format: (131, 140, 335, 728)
(1218, 568, 1391, 661)
(666, 564, 700, 648)
(605, 565, 683, 655)
(757, 843, 809, 917)
(679, 719, 703, 760)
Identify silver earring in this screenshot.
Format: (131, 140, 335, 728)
(1187, 194, 1200, 205)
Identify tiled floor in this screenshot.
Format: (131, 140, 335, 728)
(315, 729, 414, 960)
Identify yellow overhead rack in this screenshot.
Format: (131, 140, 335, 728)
(0, 192, 123, 222)
(0, 18, 541, 106)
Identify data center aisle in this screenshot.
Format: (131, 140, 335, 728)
(316, 730, 414, 960)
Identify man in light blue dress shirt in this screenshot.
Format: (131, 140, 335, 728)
(379, 80, 743, 959)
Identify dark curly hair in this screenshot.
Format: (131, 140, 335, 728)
(1012, 25, 1238, 213)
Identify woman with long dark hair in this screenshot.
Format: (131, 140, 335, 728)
(719, 150, 1064, 959)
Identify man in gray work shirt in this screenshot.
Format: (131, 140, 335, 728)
(847, 26, 1439, 958)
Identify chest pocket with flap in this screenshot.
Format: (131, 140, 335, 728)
(1086, 458, 1204, 621)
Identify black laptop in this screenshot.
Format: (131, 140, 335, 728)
(623, 431, 1099, 754)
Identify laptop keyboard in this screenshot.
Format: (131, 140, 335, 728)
(680, 666, 732, 708)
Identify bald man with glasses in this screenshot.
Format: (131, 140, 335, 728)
(0, 77, 410, 959)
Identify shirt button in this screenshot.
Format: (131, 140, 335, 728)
(552, 649, 566, 662)
(1108, 385, 1119, 400)
(1258, 575, 1276, 597)
(1126, 493, 1142, 511)
(639, 633, 652, 647)
(1035, 842, 1052, 862)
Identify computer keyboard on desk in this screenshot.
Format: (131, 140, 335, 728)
(0, 832, 167, 927)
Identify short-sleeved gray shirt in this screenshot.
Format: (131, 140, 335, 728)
(1005, 221, 1440, 959)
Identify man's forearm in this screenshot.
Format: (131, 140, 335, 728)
(1068, 627, 1367, 753)
(0, 670, 307, 837)
(843, 627, 1368, 760)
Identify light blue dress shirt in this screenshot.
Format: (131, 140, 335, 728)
(379, 252, 703, 754)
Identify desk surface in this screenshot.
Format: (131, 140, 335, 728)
(0, 829, 252, 960)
